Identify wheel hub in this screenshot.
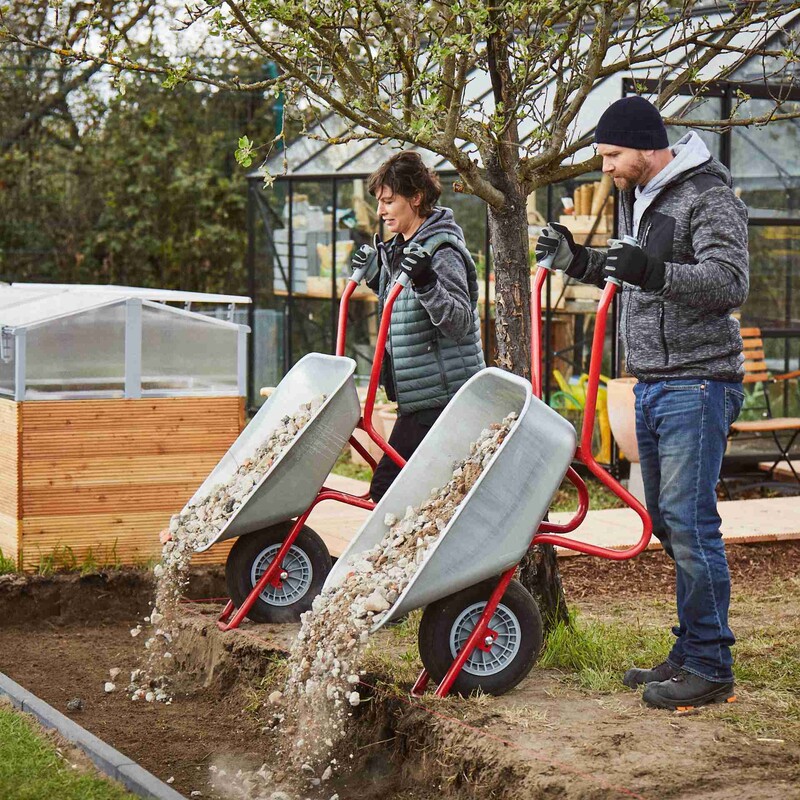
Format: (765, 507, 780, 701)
(450, 603, 521, 676)
(251, 544, 313, 606)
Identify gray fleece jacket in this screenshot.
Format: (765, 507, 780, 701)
(368, 207, 485, 413)
(579, 132, 750, 382)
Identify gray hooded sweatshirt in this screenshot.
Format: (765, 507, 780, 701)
(578, 133, 750, 382)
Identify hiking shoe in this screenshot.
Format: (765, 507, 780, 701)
(642, 670, 736, 711)
(622, 660, 680, 689)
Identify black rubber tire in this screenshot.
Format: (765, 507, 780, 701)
(225, 522, 331, 623)
(418, 578, 543, 696)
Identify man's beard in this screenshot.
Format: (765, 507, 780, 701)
(614, 153, 649, 191)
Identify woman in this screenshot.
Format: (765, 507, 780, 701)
(351, 151, 485, 501)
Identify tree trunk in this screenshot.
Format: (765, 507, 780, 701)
(487, 183, 570, 630)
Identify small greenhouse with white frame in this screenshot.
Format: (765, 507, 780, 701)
(0, 283, 250, 572)
(0, 284, 249, 401)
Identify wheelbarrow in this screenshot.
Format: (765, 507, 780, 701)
(188, 262, 412, 630)
(322, 258, 653, 697)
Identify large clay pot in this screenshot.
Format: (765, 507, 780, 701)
(606, 377, 639, 463)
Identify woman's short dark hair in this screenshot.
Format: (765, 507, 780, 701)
(367, 151, 441, 217)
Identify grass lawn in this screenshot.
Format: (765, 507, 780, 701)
(0, 704, 137, 800)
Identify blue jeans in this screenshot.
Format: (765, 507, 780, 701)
(634, 379, 744, 683)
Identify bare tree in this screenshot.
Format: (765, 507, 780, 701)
(5, 0, 800, 621)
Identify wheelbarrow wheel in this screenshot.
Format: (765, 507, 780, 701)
(417, 578, 542, 696)
(225, 522, 331, 623)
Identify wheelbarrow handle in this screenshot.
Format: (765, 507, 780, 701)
(535, 277, 653, 559)
(530, 266, 549, 399)
(361, 279, 407, 469)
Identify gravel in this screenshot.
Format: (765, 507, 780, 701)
(128, 395, 328, 703)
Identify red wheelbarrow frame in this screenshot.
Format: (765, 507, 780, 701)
(217, 271, 411, 631)
(409, 267, 652, 698)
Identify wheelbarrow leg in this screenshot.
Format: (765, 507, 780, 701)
(217, 511, 312, 631)
(218, 600, 235, 624)
(411, 669, 430, 697)
(433, 568, 517, 698)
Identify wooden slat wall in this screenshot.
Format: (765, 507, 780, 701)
(0, 399, 20, 567)
(17, 397, 242, 572)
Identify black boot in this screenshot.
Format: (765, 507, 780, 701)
(642, 669, 736, 710)
(622, 660, 680, 689)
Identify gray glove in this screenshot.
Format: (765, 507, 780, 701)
(535, 223, 589, 278)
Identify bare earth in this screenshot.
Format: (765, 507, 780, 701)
(1, 543, 799, 800)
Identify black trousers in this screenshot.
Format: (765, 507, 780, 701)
(369, 408, 443, 502)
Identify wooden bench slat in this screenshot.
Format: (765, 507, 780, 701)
(732, 417, 800, 432)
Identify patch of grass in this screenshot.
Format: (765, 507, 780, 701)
(549, 476, 626, 513)
(539, 611, 673, 692)
(34, 542, 122, 577)
(331, 447, 373, 484)
(0, 705, 137, 799)
(565, 587, 800, 744)
(0, 548, 17, 574)
(363, 610, 423, 685)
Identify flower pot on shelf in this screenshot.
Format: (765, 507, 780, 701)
(606, 377, 646, 502)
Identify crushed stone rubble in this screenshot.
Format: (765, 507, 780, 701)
(207, 762, 338, 800)
(128, 395, 327, 703)
(277, 412, 518, 776)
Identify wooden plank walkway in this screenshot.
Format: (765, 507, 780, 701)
(310, 475, 800, 559)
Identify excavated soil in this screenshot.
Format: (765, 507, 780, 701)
(1, 545, 800, 799)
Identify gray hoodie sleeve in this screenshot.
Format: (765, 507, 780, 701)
(573, 247, 609, 289)
(415, 247, 473, 341)
(659, 187, 749, 311)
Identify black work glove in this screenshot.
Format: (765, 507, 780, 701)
(604, 240, 666, 291)
(399, 242, 437, 289)
(350, 243, 378, 283)
(351, 243, 376, 271)
(534, 223, 589, 278)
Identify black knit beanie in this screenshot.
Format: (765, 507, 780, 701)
(595, 96, 669, 150)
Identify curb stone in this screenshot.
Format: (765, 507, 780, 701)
(0, 671, 187, 800)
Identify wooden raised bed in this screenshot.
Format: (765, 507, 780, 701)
(0, 396, 244, 572)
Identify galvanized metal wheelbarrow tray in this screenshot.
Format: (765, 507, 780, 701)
(324, 367, 577, 627)
(192, 352, 361, 554)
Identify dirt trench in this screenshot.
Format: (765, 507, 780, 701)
(1, 557, 800, 800)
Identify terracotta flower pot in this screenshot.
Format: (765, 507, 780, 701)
(606, 377, 639, 463)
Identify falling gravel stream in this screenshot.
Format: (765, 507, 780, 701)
(129, 395, 327, 702)
(275, 413, 519, 781)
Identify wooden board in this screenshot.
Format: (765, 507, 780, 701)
(14, 397, 244, 572)
(19, 512, 234, 572)
(0, 399, 20, 567)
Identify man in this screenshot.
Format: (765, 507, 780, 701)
(535, 96, 749, 710)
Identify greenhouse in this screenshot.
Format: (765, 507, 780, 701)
(0, 283, 250, 571)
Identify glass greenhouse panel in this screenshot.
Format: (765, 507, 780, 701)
(23, 302, 127, 398)
(141, 304, 240, 395)
(731, 99, 800, 215)
(0, 343, 13, 395)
